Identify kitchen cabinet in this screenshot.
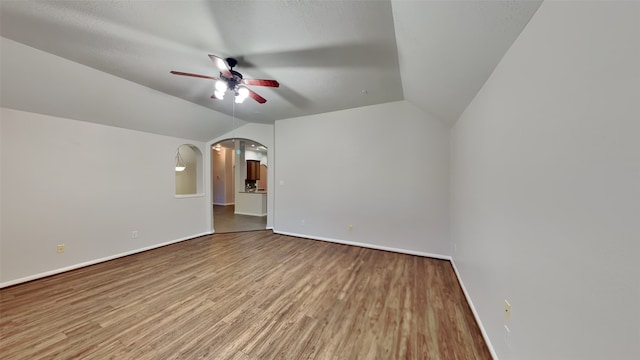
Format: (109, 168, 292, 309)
(246, 160, 260, 180)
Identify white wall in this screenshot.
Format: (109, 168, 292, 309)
(226, 149, 235, 203)
(274, 100, 450, 256)
(0, 108, 211, 286)
(244, 150, 267, 165)
(208, 123, 275, 229)
(212, 147, 228, 205)
(451, 2, 640, 359)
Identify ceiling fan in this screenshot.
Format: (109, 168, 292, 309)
(170, 54, 280, 104)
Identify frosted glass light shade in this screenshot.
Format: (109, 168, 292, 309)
(215, 80, 227, 92)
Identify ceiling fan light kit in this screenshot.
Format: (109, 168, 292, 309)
(215, 80, 228, 93)
(171, 55, 279, 104)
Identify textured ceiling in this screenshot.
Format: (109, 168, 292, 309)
(0, 0, 542, 135)
(392, 0, 543, 122)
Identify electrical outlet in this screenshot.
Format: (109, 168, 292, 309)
(505, 300, 511, 321)
(57, 244, 65, 253)
(348, 225, 353, 231)
(131, 231, 138, 239)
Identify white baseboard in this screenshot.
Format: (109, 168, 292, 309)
(213, 202, 234, 206)
(234, 211, 267, 217)
(450, 259, 498, 360)
(272, 230, 451, 261)
(0, 231, 213, 289)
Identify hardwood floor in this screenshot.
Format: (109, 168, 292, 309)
(213, 205, 267, 233)
(0, 231, 491, 359)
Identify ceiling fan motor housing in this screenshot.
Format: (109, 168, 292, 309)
(220, 70, 243, 92)
(171, 54, 275, 103)
(221, 58, 243, 92)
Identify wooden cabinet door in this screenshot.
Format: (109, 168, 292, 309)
(246, 160, 260, 180)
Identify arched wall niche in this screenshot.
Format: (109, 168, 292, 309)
(175, 144, 203, 196)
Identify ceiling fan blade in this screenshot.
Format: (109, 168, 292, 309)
(208, 54, 233, 78)
(170, 71, 219, 81)
(246, 88, 267, 104)
(241, 79, 280, 87)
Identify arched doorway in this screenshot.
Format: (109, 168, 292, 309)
(211, 138, 267, 233)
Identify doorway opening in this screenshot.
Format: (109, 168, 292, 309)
(211, 138, 267, 233)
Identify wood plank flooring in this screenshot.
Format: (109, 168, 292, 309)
(0, 231, 491, 359)
(213, 205, 267, 233)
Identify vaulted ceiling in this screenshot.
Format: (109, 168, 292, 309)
(0, 0, 542, 139)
